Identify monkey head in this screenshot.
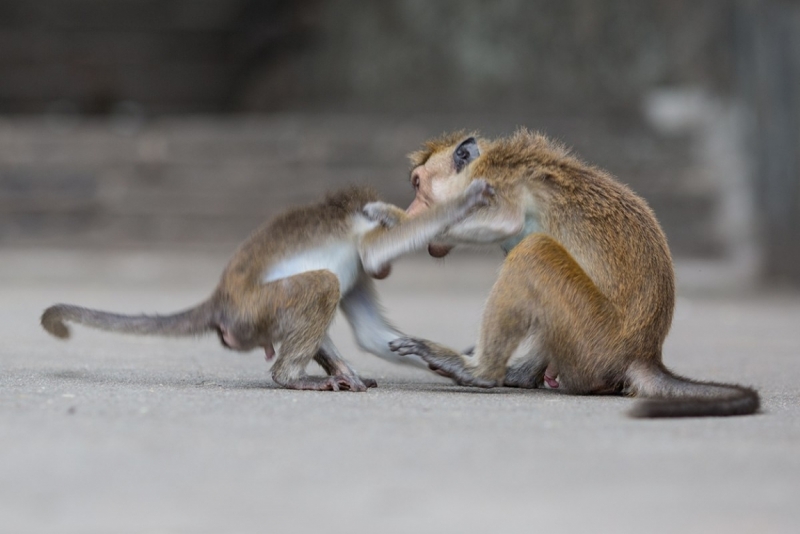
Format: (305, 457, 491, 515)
(407, 133, 482, 257)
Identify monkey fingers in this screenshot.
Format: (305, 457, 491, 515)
(389, 338, 496, 388)
(362, 201, 405, 228)
(464, 179, 496, 208)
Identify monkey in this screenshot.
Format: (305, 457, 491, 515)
(41, 181, 494, 392)
(388, 129, 759, 417)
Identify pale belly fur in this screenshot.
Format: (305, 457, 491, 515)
(261, 241, 361, 294)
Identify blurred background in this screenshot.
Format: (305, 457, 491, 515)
(0, 0, 798, 287)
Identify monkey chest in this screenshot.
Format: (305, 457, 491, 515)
(501, 214, 542, 254)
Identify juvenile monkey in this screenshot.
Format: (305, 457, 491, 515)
(389, 129, 759, 417)
(42, 182, 493, 391)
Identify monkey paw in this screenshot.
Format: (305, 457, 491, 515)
(363, 201, 403, 228)
(279, 374, 377, 392)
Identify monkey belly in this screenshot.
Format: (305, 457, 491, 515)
(261, 242, 361, 295)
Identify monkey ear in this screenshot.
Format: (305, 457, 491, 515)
(454, 137, 479, 173)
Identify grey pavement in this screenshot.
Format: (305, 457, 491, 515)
(1, 249, 799, 534)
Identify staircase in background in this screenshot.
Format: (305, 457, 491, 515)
(0, 113, 726, 260)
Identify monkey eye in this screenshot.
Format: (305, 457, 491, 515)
(411, 174, 420, 190)
(454, 137, 479, 173)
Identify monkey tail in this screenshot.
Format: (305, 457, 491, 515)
(41, 300, 216, 340)
(626, 361, 759, 418)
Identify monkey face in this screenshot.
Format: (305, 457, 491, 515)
(407, 136, 482, 257)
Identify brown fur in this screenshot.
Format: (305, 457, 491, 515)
(391, 129, 759, 417)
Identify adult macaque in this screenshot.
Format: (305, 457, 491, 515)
(390, 129, 758, 418)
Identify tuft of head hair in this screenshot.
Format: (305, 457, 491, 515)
(41, 306, 70, 339)
(407, 130, 477, 168)
(472, 128, 574, 173)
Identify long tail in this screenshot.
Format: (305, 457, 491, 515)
(626, 362, 759, 418)
(41, 300, 215, 340)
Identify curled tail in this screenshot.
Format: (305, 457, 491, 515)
(626, 362, 759, 418)
(41, 300, 215, 340)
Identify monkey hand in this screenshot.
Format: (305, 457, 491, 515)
(464, 179, 496, 212)
(427, 179, 495, 258)
(363, 201, 405, 228)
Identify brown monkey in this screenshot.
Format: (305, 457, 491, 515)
(41, 182, 493, 391)
(389, 129, 759, 417)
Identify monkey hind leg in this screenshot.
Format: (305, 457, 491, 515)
(389, 338, 497, 387)
(388, 260, 538, 389)
(255, 270, 346, 391)
(313, 336, 377, 392)
(492, 234, 622, 394)
(458, 257, 549, 387)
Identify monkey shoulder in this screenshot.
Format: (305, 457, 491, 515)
(323, 186, 381, 212)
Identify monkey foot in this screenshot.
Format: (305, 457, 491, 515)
(340, 374, 378, 391)
(279, 374, 377, 392)
(389, 338, 496, 388)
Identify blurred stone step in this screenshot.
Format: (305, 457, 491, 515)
(0, 115, 724, 258)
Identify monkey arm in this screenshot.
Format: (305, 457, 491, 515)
(339, 277, 428, 368)
(358, 179, 493, 274)
(436, 198, 526, 245)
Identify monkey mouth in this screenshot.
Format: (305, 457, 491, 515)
(428, 244, 452, 258)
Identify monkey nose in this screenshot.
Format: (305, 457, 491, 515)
(406, 199, 428, 217)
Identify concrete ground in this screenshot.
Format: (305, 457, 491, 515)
(1, 249, 799, 534)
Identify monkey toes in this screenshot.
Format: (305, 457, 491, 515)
(360, 377, 379, 389)
(280, 375, 377, 392)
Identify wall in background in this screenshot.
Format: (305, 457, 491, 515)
(0, 0, 796, 283)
